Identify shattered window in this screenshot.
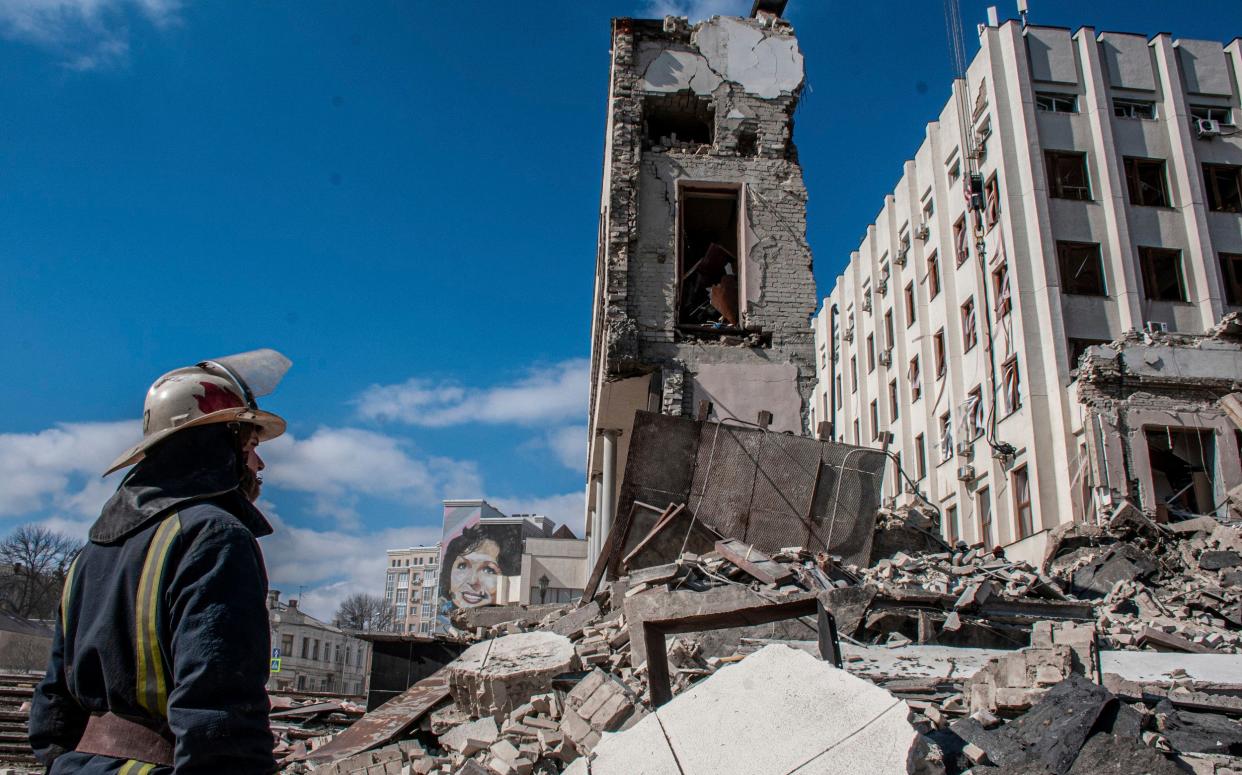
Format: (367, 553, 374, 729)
(889, 380, 899, 420)
(977, 487, 994, 548)
(1145, 427, 1217, 517)
(939, 412, 953, 463)
(934, 329, 946, 378)
(1045, 150, 1091, 200)
(867, 334, 876, 373)
(1204, 164, 1242, 213)
(905, 282, 916, 327)
(993, 262, 1011, 317)
(1002, 356, 1021, 414)
(909, 356, 922, 401)
(1114, 99, 1155, 119)
(965, 387, 985, 440)
(677, 187, 741, 329)
(1056, 241, 1107, 296)
(1035, 92, 1077, 113)
(1220, 253, 1242, 305)
(915, 434, 927, 480)
(1191, 105, 1234, 125)
(927, 251, 941, 299)
(644, 93, 714, 150)
(961, 297, 978, 352)
(1124, 157, 1170, 207)
(984, 175, 1001, 229)
(1013, 466, 1033, 538)
(954, 215, 969, 266)
(870, 400, 879, 440)
(1139, 247, 1187, 302)
(850, 356, 858, 392)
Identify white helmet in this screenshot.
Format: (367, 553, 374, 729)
(104, 349, 291, 476)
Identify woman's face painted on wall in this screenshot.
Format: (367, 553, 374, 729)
(449, 538, 502, 608)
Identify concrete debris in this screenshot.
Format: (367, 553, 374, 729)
(570, 645, 935, 775)
(281, 506, 1242, 774)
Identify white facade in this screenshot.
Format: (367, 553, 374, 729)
(267, 591, 371, 696)
(817, 21, 1242, 556)
(384, 545, 440, 636)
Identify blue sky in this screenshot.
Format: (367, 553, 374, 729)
(1, 0, 1238, 618)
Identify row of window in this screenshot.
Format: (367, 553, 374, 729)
(1057, 241, 1242, 304)
(389, 555, 437, 568)
(283, 633, 358, 666)
(1035, 91, 1235, 127)
(936, 469, 1033, 547)
(1046, 151, 1242, 213)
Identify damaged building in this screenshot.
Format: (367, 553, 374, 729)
(817, 21, 1242, 562)
(584, 2, 819, 568)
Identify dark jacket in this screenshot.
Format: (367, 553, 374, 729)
(30, 425, 278, 774)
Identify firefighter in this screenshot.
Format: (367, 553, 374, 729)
(30, 350, 292, 774)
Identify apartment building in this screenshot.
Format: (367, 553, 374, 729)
(267, 591, 371, 696)
(817, 20, 1242, 561)
(384, 545, 440, 636)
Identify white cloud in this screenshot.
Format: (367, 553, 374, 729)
(642, 0, 750, 22)
(544, 425, 587, 473)
(0, 0, 181, 70)
(262, 427, 482, 524)
(259, 509, 442, 622)
(489, 491, 585, 539)
(0, 420, 135, 517)
(356, 359, 589, 428)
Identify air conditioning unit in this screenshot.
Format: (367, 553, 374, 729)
(879, 349, 892, 367)
(862, 295, 872, 312)
(877, 280, 888, 296)
(1196, 118, 1222, 137)
(915, 223, 931, 241)
(1144, 320, 1169, 334)
(956, 465, 976, 482)
(955, 440, 974, 457)
(894, 249, 908, 268)
(843, 327, 855, 342)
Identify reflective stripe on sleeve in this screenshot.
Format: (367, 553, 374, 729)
(59, 555, 81, 633)
(118, 760, 156, 775)
(135, 514, 181, 718)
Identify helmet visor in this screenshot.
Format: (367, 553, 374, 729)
(200, 349, 292, 401)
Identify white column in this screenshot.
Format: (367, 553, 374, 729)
(599, 430, 619, 551)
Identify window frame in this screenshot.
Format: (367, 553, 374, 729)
(1220, 252, 1242, 306)
(927, 251, 941, 299)
(992, 262, 1011, 317)
(1002, 355, 1021, 414)
(1113, 99, 1156, 120)
(1056, 241, 1108, 296)
(1044, 150, 1092, 201)
(1123, 156, 1170, 207)
(984, 174, 1001, 229)
(961, 296, 978, 352)
(953, 215, 969, 266)
(904, 282, 916, 327)
(909, 356, 922, 402)
(933, 329, 947, 379)
(1035, 92, 1077, 113)
(1204, 164, 1242, 214)
(1138, 246, 1188, 302)
(1013, 465, 1034, 539)
(915, 433, 927, 480)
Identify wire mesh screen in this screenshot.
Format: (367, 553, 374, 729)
(601, 412, 890, 592)
(686, 419, 887, 567)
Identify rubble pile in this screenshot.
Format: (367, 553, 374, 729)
(283, 513, 1242, 775)
(270, 696, 366, 759)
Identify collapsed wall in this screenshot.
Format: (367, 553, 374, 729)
(589, 13, 818, 435)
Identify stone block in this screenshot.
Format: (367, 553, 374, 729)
(448, 632, 578, 718)
(582, 645, 925, 774)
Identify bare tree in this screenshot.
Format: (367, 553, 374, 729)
(333, 593, 395, 632)
(0, 525, 83, 619)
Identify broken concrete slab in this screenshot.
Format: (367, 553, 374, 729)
(437, 715, 498, 756)
(581, 645, 928, 774)
(448, 632, 578, 718)
(548, 600, 601, 639)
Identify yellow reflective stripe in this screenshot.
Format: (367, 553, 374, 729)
(59, 555, 80, 633)
(135, 514, 181, 717)
(118, 761, 156, 775)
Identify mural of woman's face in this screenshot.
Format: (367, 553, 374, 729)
(449, 538, 502, 608)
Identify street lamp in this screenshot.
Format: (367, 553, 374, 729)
(538, 575, 550, 604)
